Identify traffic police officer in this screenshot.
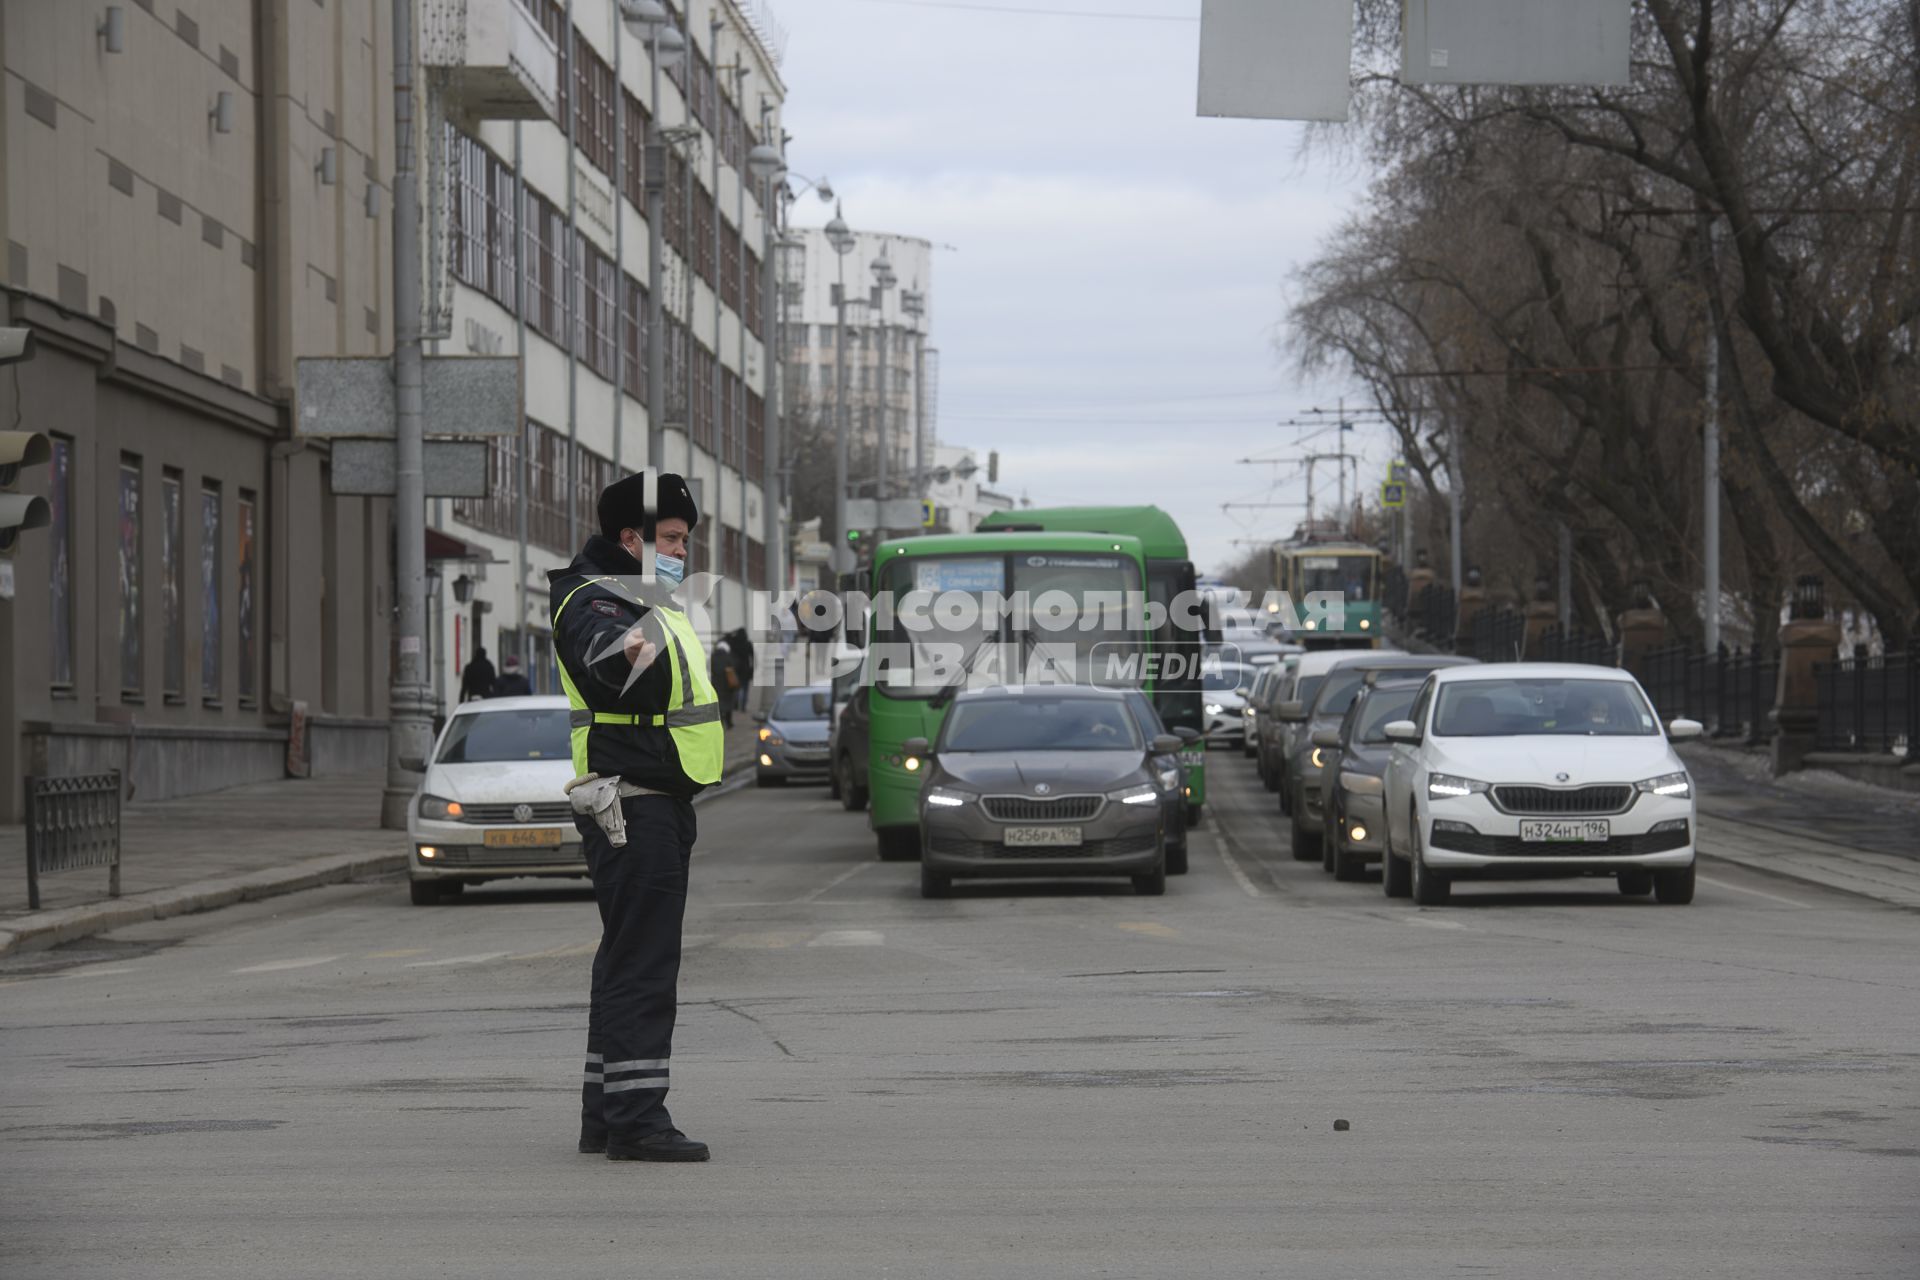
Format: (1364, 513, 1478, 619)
(552, 472, 723, 1162)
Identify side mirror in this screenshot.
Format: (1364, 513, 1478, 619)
(1150, 733, 1183, 755)
(751, 710, 767, 724)
(1667, 718, 1704, 741)
(1311, 727, 1341, 749)
(1382, 720, 1421, 744)
(1275, 700, 1307, 723)
(901, 736, 932, 758)
(1174, 726, 1202, 744)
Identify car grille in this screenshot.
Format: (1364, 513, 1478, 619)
(931, 832, 1158, 861)
(982, 794, 1103, 822)
(782, 747, 830, 763)
(429, 845, 586, 868)
(1428, 825, 1689, 857)
(1492, 785, 1633, 815)
(457, 801, 573, 824)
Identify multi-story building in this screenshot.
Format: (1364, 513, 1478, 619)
(924, 443, 1013, 533)
(782, 226, 934, 497)
(428, 0, 788, 706)
(0, 0, 399, 819)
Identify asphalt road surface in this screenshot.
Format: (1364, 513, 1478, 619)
(4, 756, 1917, 1278)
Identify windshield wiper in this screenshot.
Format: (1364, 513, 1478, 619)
(928, 635, 998, 710)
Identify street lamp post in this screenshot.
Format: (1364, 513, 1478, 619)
(901, 287, 925, 500)
(620, 0, 685, 473)
(870, 245, 897, 508)
(824, 204, 856, 567)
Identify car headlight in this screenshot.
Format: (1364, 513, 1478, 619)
(925, 787, 972, 808)
(1110, 784, 1160, 805)
(1427, 773, 1489, 800)
(1339, 771, 1383, 795)
(1358, 618, 1371, 630)
(1303, 619, 1318, 630)
(757, 727, 772, 741)
(418, 793, 464, 821)
(1156, 767, 1181, 791)
(1636, 771, 1692, 798)
(1206, 703, 1224, 716)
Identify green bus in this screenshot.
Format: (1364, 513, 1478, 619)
(1272, 540, 1385, 649)
(976, 506, 1213, 819)
(838, 530, 1157, 861)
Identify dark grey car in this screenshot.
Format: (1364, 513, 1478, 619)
(1314, 677, 1423, 881)
(906, 686, 1182, 899)
(1276, 655, 1478, 861)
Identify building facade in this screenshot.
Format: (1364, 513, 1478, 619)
(0, 0, 400, 821)
(782, 226, 934, 499)
(426, 0, 789, 708)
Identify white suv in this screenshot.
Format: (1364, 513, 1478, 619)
(1379, 665, 1701, 906)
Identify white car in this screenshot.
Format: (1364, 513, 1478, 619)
(407, 695, 584, 905)
(1202, 660, 1258, 748)
(1379, 664, 1701, 906)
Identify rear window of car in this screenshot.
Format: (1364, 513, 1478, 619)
(436, 708, 571, 762)
(943, 698, 1143, 752)
(774, 690, 830, 720)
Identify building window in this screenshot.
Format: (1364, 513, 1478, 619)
(524, 189, 566, 342)
(48, 435, 74, 691)
(622, 91, 651, 215)
(581, 244, 618, 380)
(161, 469, 185, 701)
(237, 491, 258, 705)
(201, 482, 222, 702)
(621, 272, 649, 403)
(692, 182, 716, 284)
(719, 371, 735, 469)
(747, 536, 766, 590)
(573, 34, 617, 177)
(453, 424, 522, 541)
(719, 220, 741, 312)
(746, 390, 765, 477)
(118, 455, 143, 698)
(743, 246, 762, 336)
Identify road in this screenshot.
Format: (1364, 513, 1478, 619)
(3, 753, 1917, 1278)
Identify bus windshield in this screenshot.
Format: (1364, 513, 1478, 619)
(872, 550, 1144, 699)
(1292, 554, 1377, 601)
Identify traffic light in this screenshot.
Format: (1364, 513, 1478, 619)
(0, 327, 49, 556)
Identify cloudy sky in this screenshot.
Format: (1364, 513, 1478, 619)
(775, 0, 1396, 574)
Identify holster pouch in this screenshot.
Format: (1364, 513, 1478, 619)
(564, 774, 660, 849)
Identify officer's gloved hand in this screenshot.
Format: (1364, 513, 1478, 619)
(623, 626, 659, 671)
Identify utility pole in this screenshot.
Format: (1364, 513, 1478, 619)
(645, 27, 668, 474)
(1558, 521, 1572, 629)
(1701, 216, 1722, 651)
(1448, 423, 1464, 594)
(381, 0, 433, 827)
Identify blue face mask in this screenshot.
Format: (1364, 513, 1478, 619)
(653, 552, 685, 585)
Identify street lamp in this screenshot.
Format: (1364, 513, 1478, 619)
(826, 204, 856, 571)
(900, 287, 926, 501)
(870, 245, 897, 503)
(632, 7, 685, 476)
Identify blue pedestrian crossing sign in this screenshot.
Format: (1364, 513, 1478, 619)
(1380, 480, 1407, 508)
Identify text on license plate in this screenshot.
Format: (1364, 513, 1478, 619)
(1180, 750, 1206, 766)
(1003, 826, 1083, 848)
(482, 827, 566, 848)
(1519, 820, 1610, 843)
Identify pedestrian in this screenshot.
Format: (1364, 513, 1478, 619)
(729, 627, 756, 710)
(459, 645, 496, 702)
(552, 471, 723, 1163)
(710, 633, 738, 729)
(490, 653, 532, 697)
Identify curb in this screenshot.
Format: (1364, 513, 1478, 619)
(0, 751, 765, 960)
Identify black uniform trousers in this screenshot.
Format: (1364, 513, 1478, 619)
(577, 792, 698, 1142)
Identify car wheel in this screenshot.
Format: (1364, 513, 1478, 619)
(1262, 758, 1280, 792)
(1166, 840, 1189, 876)
(1132, 864, 1167, 896)
(1653, 862, 1696, 905)
(827, 761, 842, 800)
(756, 774, 786, 789)
(1410, 814, 1450, 906)
(877, 827, 921, 862)
(1321, 806, 1338, 873)
(1186, 803, 1203, 828)
(838, 754, 869, 811)
(1243, 739, 1257, 759)
(1382, 845, 1411, 898)
(408, 879, 445, 907)
(1278, 772, 1292, 816)
(1331, 815, 1366, 882)
(1617, 869, 1654, 896)
(919, 865, 951, 899)
(1289, 796, 1320, 862)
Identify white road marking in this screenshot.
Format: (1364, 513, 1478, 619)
(232, 955, 343, 974)
(404, 952, 510, 968)
(1697, 874, 1812, 909)
(1404, 916, 1466, 930)
(807, 930, 885, 947)
(1212, 840, 1265, 898)
(797, 861, 873, 903)
(62, 965, 141, 979)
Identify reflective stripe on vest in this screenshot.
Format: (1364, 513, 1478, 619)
(553, 575, 725, 786)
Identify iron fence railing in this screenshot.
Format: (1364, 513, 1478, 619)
(1469, 608, 1527, 663)
(23, 771, 124, 911)
(1407, 583, 1455, 649)
(1815, 651, 1914, 757)
(1531, 624, 1614, 666)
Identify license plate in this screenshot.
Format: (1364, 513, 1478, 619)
(1003, 826, 1083, 848)
(1519, 820, 1610, 843)
(1181, 750, 1206, 766)
(483, 827, 566, 848)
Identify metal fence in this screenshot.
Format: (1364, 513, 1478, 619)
(1405, 582, 1456, 649)
(1815, 651, 1915, 757)
(23, 772, 124, 911)
(1531, 624, 1614, 666)
(1469, 608, 1526, 663)
(1630, 644, 1779, 742)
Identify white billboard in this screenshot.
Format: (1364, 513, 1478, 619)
(1196, 0, 1355, 123)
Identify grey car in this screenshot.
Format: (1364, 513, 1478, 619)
(906, 686, 1182, 899)
(1276, 655, 1478, 860)
(1313, 677, 1423, 881)
(755, 685, 834, 786)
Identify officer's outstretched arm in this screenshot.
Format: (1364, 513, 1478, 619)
(559, 599, 675, 708)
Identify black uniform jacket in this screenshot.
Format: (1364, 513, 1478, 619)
(549, 535, 709, 797)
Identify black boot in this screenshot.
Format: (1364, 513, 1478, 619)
(606, 1128, 710, 1162)
(578, 1125, 608, 1155)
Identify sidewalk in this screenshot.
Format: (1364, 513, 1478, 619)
(0, 721, 764, 957)
(1681, 740, 1920, 909)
